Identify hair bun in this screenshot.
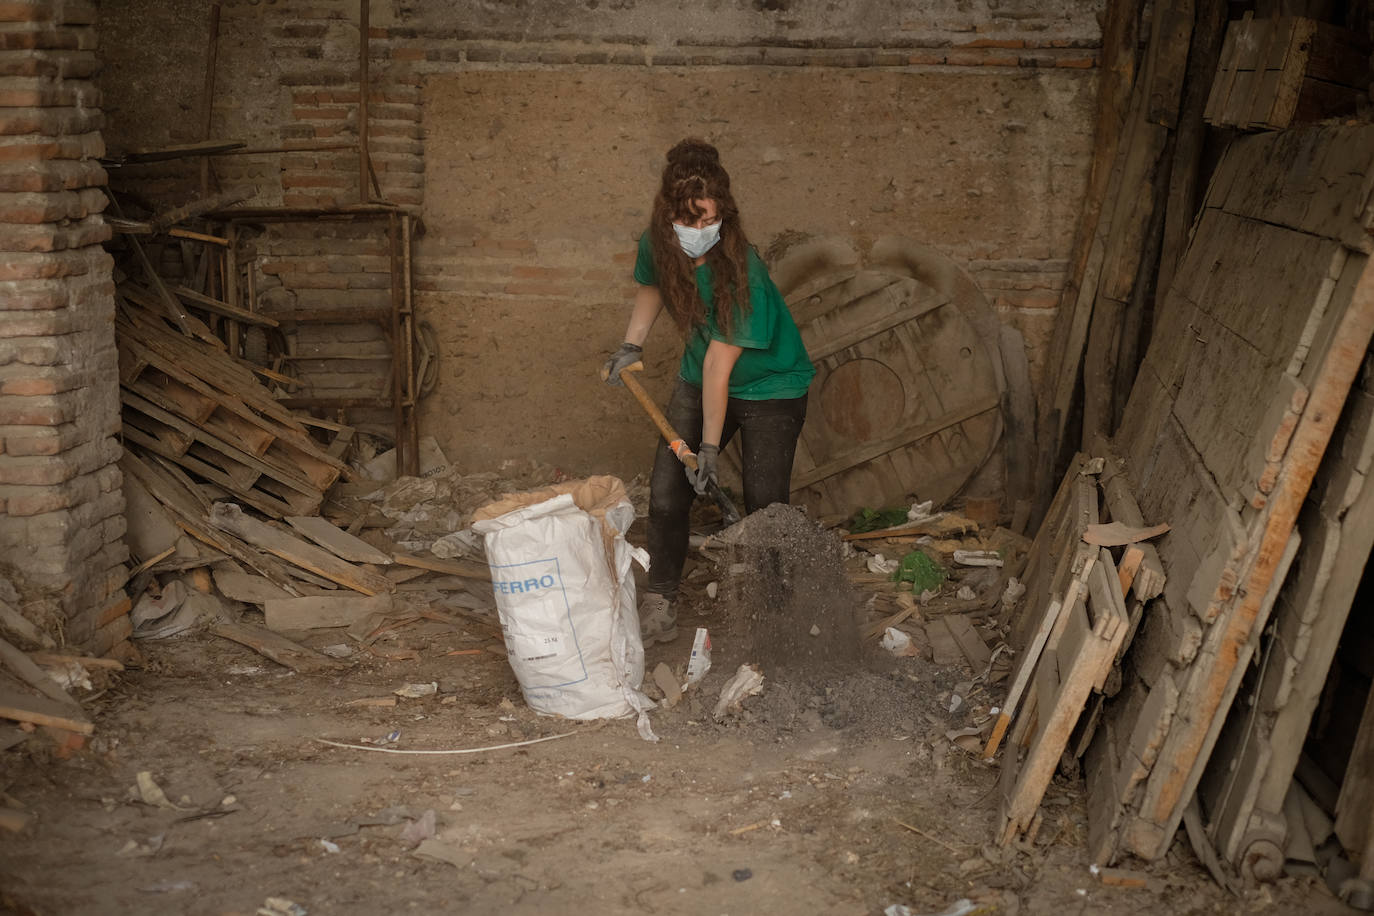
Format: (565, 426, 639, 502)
(666, 138, 720, 166)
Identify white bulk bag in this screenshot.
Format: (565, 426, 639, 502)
(471, 477, 655, 735)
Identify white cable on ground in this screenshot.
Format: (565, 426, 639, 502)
(313, 727, 591, 756)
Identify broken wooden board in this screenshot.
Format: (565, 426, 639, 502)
(285, 516, 394, 566)
(211, 622, 344, 675)
(0, 687, 93, 735)
(212, 569, 295, 604)
(264, 595, 396, 632)
(209, 503, 391, 596)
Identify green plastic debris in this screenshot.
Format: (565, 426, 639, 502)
(846, 506, 910, 534)
(892, 550, 945, 595)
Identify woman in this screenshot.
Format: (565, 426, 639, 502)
(603, 139, 815, 645)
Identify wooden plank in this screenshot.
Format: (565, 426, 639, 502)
(285, 516, 393, 565)
(264, 594, 395, 632)
(392, 553, 492, 582)
(211, 622, 344, 675)
(0, 636, 81, 711)
(0, 687, 92, 735)
(210, 503, 391, 596)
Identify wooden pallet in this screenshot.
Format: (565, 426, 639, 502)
(998, 547, 1129, 845)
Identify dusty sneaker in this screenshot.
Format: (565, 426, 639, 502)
(639, 592, 678, 646)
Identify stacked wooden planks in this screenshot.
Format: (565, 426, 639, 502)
(116, 301, 349, 517)
(1078, 123, 1374, 870)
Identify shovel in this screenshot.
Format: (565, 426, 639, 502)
(603, 361, 742, 526)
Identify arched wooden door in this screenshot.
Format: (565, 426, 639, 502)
(768, 238, 1005, 518)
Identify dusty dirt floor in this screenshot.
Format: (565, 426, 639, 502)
(0, 567, 1356, 916)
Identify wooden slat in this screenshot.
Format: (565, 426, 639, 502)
(285, 517, 393, 565)
(0, 687, 92, 735)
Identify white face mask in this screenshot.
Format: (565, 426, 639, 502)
(672, 221, 721, 259)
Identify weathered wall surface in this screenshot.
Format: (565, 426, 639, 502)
(96, 0, 1102, 480)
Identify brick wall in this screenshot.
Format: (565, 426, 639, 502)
(96, 0, 1103, 480)
(0, 0, 130, 655)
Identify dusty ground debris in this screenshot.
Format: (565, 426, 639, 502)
(716, 504, 862, 678)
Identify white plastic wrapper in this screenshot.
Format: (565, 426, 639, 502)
(471, 477, 656, 738)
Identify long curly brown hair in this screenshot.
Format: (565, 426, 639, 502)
(649, 139, 752, 338)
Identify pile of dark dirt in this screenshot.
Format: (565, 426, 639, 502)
(713, 504, 861, 680)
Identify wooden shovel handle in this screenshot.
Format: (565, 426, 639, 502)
(616, 362, 699, 471)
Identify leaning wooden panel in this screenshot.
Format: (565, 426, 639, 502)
(1093, 125, 1374, 865)
(1130, 258, 1374, 859)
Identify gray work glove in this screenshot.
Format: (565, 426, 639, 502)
(602, 342, 643, 386)
(687, 443, 719, 496)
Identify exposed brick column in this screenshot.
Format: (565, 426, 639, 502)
(0, 0, 130, 655)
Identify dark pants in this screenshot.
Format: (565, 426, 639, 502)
(646, 379, 808, 598)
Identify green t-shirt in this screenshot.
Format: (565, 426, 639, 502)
(633, 232, 815, 401)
